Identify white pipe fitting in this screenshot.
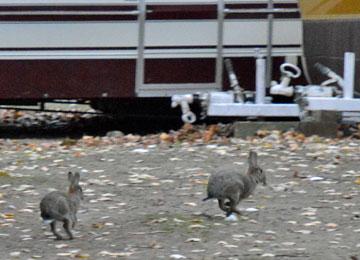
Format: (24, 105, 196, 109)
(270, 82, 294, 97)
(171, 94, 196, 123)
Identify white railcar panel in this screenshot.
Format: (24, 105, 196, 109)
(0, 20, 301, 48)
(0, 22, 138, 48)
(222, 20, 302, 46)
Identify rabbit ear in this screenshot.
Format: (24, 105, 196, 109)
(248, 151, 258, 168)
(72, 172, 80, 185)
(68, 172, 73, 182)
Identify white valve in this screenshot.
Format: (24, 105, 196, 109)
(280, 63, 301, 78)
(270, 63, 302, 97)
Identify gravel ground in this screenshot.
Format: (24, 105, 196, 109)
(0, 126, 360, 260)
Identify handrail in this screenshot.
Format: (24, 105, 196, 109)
(135, 0, 146, 93)
(0, 0, 300, 7)
(0, 10, 153, 16)
(216, 0, 225, 90)
(0, 1, 139, 7)
(224, 8, 299, 14)
(266, 0, 274, 91)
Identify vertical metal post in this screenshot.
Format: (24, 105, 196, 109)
(135, 0, 146, 94)
(216, 0, 225, 90)
(224, 58, 244, 103)
(343, 52, 355, 99)
(266, 0, 274, 89)
(256, 55, 266, 104)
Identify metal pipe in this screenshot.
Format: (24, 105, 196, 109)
(256, 56, 266, 104)
(315, 62, 344, 88)
(343, 52, 355, 99)
(0, 10, 143, 16)
(0, 1, 138, 7)
(266, 0, 274, 89)
(224, 58, 244, 103)
(135, 0, 146, 94)
(216, 0, 225, 90)
(224, 59, 239, 90)
(224, 8, 299, 14)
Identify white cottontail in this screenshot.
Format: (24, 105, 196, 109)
(203, 151, 266, 217)
(40, 172, 83, 240)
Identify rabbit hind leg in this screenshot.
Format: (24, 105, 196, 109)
(218, 199, 230, 213)
(63, 219, 74, 240)
(218, 199, 233, 217)
(50, 221, 63, 240)
(227, 195, 241, 217)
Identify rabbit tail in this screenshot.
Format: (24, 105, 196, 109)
(42, 219, 54, 225)
(41, 212, 54, 224)
(203, 192, 214, 201)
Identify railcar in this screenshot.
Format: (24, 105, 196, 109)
(0, 0, 359, 120)
(0, 0, 301, 113)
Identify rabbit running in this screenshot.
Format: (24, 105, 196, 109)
(40, 172, 83, 240)
(203, 151, 266, 217)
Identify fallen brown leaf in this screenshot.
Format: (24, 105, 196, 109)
(203, 125, 218, 143)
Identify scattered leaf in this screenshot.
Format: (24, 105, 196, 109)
(185, 238, 201, 243)
(325, 223, 338, 229)
(147, 218, 168, 224)
(2, 213, 14, 219)
(170, 254, 187, 259)
(203, 125, 218, 143)
(98, 251, 133, 257)
(188, 224, 206, 229)
(160, 133, 174, 143)
(60, 138, 77, 147)
(354, 178, 360, 185)
(0, 171, 10, 177)
(184, 202, 197, 207)
(9, 252, 21, 257)
(92, 223, 105, 229)
(74, 253, 90, 259)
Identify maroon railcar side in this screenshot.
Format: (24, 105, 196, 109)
(0, 1, 302, 113)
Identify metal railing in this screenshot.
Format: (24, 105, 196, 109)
(135, 0, 224, 96)
(215, 0, 300, 96)
(135, 0, 300, 96)
(0, 10, 141, 16)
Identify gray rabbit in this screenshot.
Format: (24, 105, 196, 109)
(203, 151, 266, 217)
(40, 172, 83, 240)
